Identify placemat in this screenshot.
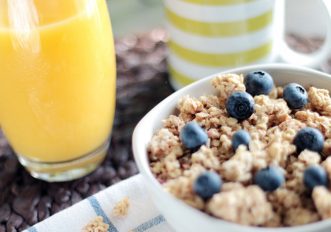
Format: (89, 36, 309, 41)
(0, 29, 328, 232)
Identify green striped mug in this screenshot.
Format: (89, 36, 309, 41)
(165, 0, 331, 88)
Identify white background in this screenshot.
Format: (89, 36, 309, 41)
(286, 0, 330, 37)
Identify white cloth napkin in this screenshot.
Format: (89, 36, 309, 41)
(23, 175, 175, 232)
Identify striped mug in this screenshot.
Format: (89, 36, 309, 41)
(165, 0, 331, 88)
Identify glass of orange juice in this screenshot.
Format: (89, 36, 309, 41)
(0, 0, 116, 181)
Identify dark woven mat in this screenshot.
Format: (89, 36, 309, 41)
(0, 30, 328, 232)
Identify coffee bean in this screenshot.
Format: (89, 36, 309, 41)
(87, 167, 105, 183)
(0, 225, 6, 232)
(27, 211, 38, 225)
(117, 166, 127, 179)
(75, 181, 90, 195)
(51, 202, 71, 215)
(124, 161, 139, 177)
(6, 227, 17, 232)
(0, 158, 17, 191)
(37, 196, 51, 221)
(71, 192, 82, 205)
(12, 186, 40, 224)
(110, 176, 122, 185)
(125, 53, 141, 69)
(4, 156, 18, 172)
(87, 185, 102, 196)
(6, 213, 23, 232)
(101, 166, 117, 182)
(22, 171, 39, 185)
(10, 184, 20, 196)
(111, 145, 129, 166)
(54, 188, 71, 204)
(18, 222, 29, 231)
(0, 203, 11, 223)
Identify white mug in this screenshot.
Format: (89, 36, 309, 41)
(165, 0, 331, 89)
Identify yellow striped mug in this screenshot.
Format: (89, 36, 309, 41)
(165, 0, 331, 88)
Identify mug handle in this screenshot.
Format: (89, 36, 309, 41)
(279, 0, 331, 68)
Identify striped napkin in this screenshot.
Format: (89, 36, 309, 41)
(24, 175, 175, 232)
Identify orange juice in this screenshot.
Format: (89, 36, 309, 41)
(0, 0, 115, 163)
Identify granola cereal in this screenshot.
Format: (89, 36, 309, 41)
(112, 197, 130, 217)
(207, 185, 273, 225)
(82, 216, 109, 232)
(147, 72, 331, 227)
(312, 186, 331, 219)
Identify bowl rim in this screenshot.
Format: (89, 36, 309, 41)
(132, 63, 331, 231)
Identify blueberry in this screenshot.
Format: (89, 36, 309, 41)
(283, 83, 308, 109)
(226, 92, 254, 120)
(293, 127, 324, 153)
(254, 166, 285, 192)
(232, 130, 251, 151)
(180, 121, 208, 150)
(193, 171, 222, 200)
(244, 70, 274, 96)
(304, 165, 328, 191)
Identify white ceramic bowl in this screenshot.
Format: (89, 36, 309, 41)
(132, 64, 331, 232)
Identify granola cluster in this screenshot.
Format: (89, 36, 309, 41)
(82, 216, 109, 232)
(112, 197, 130, 217)
(147, 73, 331, 227)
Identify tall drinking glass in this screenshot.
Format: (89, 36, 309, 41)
(0, 0, 116, 181)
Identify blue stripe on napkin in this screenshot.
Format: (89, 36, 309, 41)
(27, 227, 38, 232)
(88, 196, 118, 232)
(132, 215, 165, 232)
